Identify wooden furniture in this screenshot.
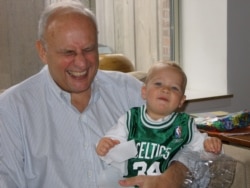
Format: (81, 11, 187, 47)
(199, 126, 250, 148)
(99, 54, 135, 73)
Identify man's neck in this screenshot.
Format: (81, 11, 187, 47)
(71, 91, 91, 112)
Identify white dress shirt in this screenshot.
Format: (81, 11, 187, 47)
(0, 66, 144, 188)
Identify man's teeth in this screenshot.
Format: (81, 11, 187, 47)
(68, 71, 87, 76)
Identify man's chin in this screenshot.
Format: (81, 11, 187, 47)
(70, 87, 91, 94)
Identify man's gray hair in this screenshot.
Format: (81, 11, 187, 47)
(37, 0, 97, 41)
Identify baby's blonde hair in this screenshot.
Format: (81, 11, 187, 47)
(145, 61, 187, 93)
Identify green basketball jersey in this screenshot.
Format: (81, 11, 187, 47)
(125, 105, 194, 177)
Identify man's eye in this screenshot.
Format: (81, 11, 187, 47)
(64, 51, 76, 56)
(84, 48, 93, 52)
(83, 46, 96, 53)
(59, 50, 76, 56)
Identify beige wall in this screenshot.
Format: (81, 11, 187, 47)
(0, 0, 45, 89)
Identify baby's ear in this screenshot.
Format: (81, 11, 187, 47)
(178, 95, 186, 108)
(141, 85, 147, 100)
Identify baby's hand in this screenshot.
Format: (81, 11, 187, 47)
(204, 137, 222, 154)
(96, 137, 120, 156)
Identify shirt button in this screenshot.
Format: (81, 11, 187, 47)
(88, 170, 92, 178)
(84, 143, 88, 149)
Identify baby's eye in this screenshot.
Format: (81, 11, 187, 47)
(154, 82, 162, 86)
(171, 86, 180, 91)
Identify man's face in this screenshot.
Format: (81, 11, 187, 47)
(38, 13, 99, 94)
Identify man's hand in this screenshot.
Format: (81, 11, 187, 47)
(119, 161, 189, 188)
(119, 175, 166, 188)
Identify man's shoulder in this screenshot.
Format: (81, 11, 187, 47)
(96, 70, 143, 88)
(94, 70, 145, 107)
(0, 68, 46, 102)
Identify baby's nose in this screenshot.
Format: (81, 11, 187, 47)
(161, 86, 170, 93)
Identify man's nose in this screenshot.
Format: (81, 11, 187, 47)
(74, 53, 87, 67)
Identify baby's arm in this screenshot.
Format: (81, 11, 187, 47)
(96, 137, 120, 156)
(203, 137, 222, 154)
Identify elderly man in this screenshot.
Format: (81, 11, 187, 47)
(0, 1, 189, 187)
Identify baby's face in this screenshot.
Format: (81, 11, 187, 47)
(141, 65, 186, 120)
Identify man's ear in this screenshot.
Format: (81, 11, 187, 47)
(178, 95, 186, 108)
(36, 40, 47, 64)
